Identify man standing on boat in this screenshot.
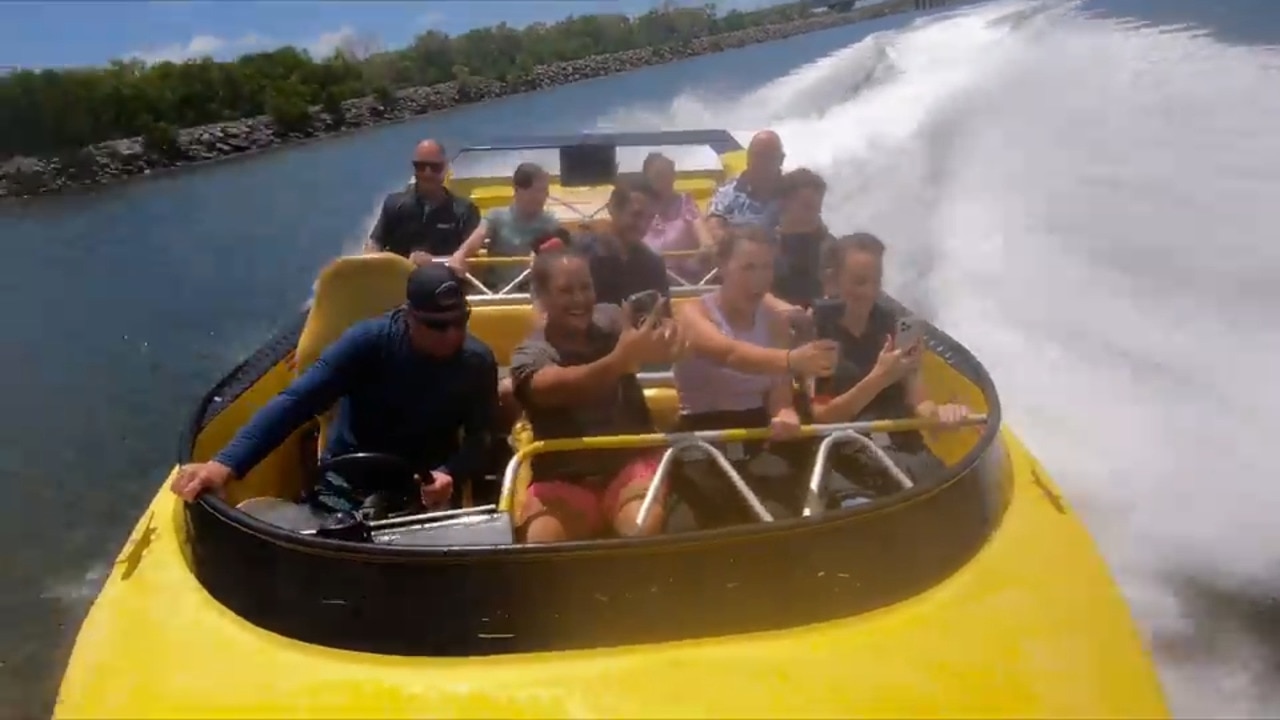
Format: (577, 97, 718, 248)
(365, 139, 482, 263)
(170, 264, 498, 514)
(706, 130, 786, 243)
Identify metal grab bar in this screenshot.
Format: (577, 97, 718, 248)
(801, 433, 914, 518)
(427, 249, 718, 297)
(497, 267, 533, 296)
(461, 272, 493, 295)
(497, 415, 988, 512)
(634, 438, 774, 530)
(666, 265, 721, 289)
(297, 503, 500, 536)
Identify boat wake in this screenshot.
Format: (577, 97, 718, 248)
(603, 0, 1280, 716)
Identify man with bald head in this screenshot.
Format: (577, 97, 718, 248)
(366, 139, 482, 263)
(706, 130, 786, 243)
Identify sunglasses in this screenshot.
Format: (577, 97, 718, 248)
(412, 160, 445, 174)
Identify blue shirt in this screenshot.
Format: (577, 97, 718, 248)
(214, 308, 498, 482)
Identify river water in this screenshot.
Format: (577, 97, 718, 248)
(1, 0, 1278, 716)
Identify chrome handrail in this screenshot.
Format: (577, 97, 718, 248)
(801, 432, 914, 518)
(497, 416, 988, 514)
(429, 250, 718, 298)
(634, 438, 773, 530)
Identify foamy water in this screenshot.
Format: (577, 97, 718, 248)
(597, 0, 1280, 714)
(307, 2, 1280, 712)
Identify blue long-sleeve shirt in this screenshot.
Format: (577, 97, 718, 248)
(214, 307, 498, 482)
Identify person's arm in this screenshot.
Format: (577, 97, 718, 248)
(763, 312, 798, 417)
(365, 196, 395, 253)
(437, 347, 499, 481)
(905, 367, 936, 418)
(679, 193, 716, 255)
(811, 369, 895, 424)
(705, 185, 732, 243)
(762, 292, 800, 314)
(691, 217, 716, 254)
(452, 218, 491, 260)
(510, 311, 633, 408)
(894, 305, 933, 417)
(649, 249, 671, 297)
(459, 201, 482, 241)
(213, 323, 377, 478)
(675, 298, 792, 376)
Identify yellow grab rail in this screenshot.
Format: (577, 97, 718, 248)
(498, 415, 989, 513)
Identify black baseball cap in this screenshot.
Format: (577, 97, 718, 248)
(406, 263, 469, 320)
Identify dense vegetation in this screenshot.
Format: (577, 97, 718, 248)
(0, 2, 816, 160)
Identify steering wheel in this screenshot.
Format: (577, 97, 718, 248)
(312, 453, 421, 537)
(317, 452, 418, 489)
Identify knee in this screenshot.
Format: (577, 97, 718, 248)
(519, 510, 571, 544)
(518, 481, 602, 542)
(517, 494, 573, 543)
(614, 496, 665, 537)
(609, 453, 668, 537)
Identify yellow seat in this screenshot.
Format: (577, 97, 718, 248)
(295, 252, 417, 456)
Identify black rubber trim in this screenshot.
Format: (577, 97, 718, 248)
(180, 294, 1006, 656)
(178, 311, 306, 461)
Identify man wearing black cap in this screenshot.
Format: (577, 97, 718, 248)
(170, 264, 499, 515)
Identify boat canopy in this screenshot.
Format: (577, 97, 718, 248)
(448, 129, 744, 184)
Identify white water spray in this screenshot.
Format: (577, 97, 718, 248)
(604, 0, 1280, 715)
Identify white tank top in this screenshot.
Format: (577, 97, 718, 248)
(673, 292, 777, 415)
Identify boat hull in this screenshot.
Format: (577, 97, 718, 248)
(56, 430, 1166, 718)
(53, 130, 1167, 718)
(54, 299, 1167, 717)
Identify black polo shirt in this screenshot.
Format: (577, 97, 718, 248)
(369, 187, 481, 258)
(814, 300, 923, 452)
(578, 233, 671, 307)
(773, 227, 832, 308)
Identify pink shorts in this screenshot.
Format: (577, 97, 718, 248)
(523, 452, 665, 536)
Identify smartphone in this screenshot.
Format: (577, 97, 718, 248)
(812, 298, 843, 331)
(895, 315, 927, 354)
(787, 308, 816, 345)
(625, 289, 668, 327)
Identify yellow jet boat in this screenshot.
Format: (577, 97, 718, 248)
(53, 130, 1168, 719)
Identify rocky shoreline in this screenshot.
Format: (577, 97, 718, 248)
(0, 1, 917, 199)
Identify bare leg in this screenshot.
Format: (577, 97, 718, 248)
(607, 453, 667, 537)
(517, 481, 602, 543)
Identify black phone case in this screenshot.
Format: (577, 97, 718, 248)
(812, 299, 843, 329)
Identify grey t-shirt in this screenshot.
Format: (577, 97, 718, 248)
(509, 304, 655, 481)
(483, 205, 560, 291)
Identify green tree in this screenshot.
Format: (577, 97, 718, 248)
(142, 121, 181, 159)
(0, 1, 822, 159)
(265, 83, 312, 134)
(372, 83, 396, 108)
(320, 83, 346, 121)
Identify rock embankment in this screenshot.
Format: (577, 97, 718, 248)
(0, 2, 914, 199)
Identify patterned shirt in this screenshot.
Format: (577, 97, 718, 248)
(707, 177, 781, 232)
